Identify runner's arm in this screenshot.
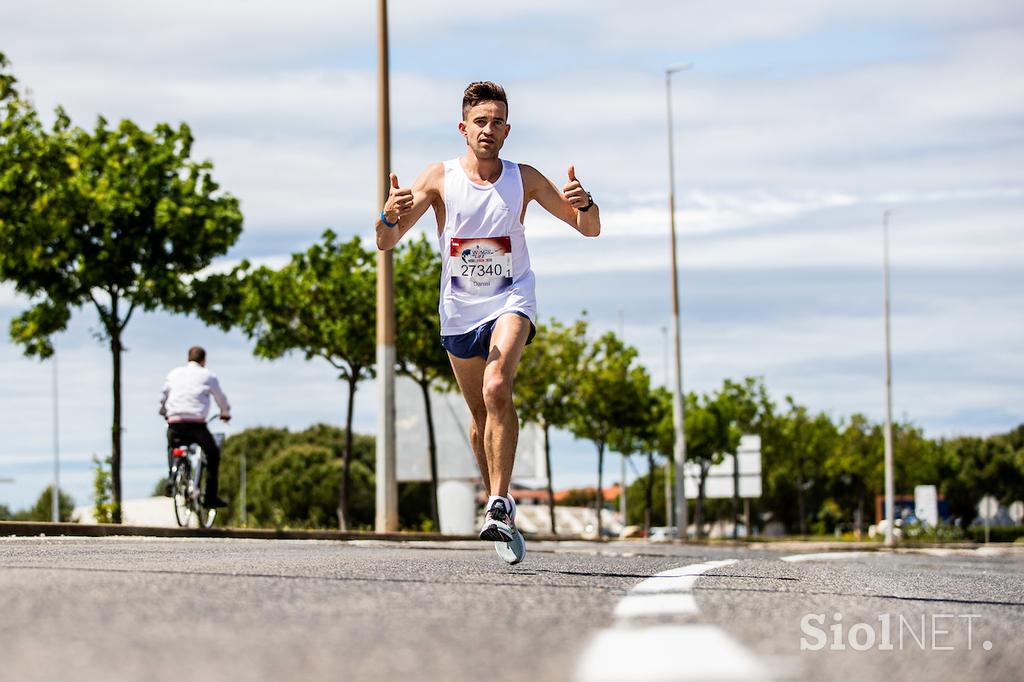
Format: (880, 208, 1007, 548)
(376, 163, 444, 251)
(521, 164, 601, 237)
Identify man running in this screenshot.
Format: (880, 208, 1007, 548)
(159, 346, 231, 507)
(375, 81, 601, 563)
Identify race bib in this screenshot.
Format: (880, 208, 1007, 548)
(451, 236, 513, 297)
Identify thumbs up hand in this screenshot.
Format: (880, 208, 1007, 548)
(383, 172, 413, 224)
(562, 164, 592, 211)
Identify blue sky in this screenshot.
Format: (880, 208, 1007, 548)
(1, 0, 1022, 511)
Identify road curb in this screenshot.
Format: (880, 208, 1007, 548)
(0, 520, 577, 543)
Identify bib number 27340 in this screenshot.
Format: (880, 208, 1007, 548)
(451, 236, 513, 297)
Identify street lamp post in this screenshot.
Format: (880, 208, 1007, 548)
(882, 210, 896, 547)
(666, 63, 692, 540)
(661, 325, 672, 527)
(52, 349, 60, 522)
(375, 0, 398, 532)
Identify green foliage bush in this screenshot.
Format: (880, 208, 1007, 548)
(966, 525, 1024, 543)
(0, 486, 76, 522)
(213, 424, 376, 529)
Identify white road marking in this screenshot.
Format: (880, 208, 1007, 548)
(575, 559, 769, 682)
(613, 559, 736, 618)
(575, 625, 766, 682)
(614, 593, 698, 618)
(781, 551, 879, 562)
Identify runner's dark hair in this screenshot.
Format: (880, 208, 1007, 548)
(462, 81, 508, 119)
(188, 346, 206, 363)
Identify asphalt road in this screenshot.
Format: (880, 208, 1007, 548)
(1, 537, 1021, 682)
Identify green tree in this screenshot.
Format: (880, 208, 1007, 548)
(683, 391, 729, 537)
(0, 55, 243, 522)
(713, 377, 770, 537)
(939, 428, 1024, 523)
(569, 331, 650, 537)
(207, 424, 380, 529)
(248, 444, 345, 529)
(514, 317, 589, 534)
(825, 413, 883, 535)
(394, 235, 455, 530)
(227, 232, 375, 530)
(92, 454, 116, 524)
(26, 485, 76, 522)
(635, 385, 673, 532)
(769, 399, 837, 535)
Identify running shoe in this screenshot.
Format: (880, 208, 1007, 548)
(479, 498, 515, 542)
(494, 527, 526, 565)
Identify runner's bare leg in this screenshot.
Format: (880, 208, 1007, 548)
(448, 354, 489, 493)
(448, 313, 532, 497)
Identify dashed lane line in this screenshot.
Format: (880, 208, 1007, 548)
(780, 551, 880, 563)
(575, 559, 770, 682)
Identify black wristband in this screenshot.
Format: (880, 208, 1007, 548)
(578, 192, 594, 213)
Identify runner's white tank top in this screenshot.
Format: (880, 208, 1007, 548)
(438, 158, 537, 336)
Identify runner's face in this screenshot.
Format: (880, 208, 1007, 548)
(459, 101, 510, 159)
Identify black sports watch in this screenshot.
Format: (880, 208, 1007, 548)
(578, 192, 594, 212)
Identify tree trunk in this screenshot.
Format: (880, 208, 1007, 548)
(544, 422, 557, 535)
(856, 490, 866, 539)
(797, 468, 807, 536)
(732, 451, 740, 539)
(419, 379, 440, 532)
(595, 441, 605, 537)
(696, 465, 709, 538)
(645, 451, 654, 534)
(337, 374, 357, 530)
(664, 456, 673, 528)
(110, 323, 123, 525)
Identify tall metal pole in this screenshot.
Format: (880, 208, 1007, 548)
(666, 64, 691, 540)
(618, 306, 627, 527)
(882, 210, 895, 547)
(375, 0, 398, 532)
(661, 325, 672, 527)
(52, 349, 60, 522)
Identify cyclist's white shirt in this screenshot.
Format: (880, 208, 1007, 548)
(438, 158, 537, 336)
(160, 362, 231, 423)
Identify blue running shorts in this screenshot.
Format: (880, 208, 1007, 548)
(440, 311, 536, 360)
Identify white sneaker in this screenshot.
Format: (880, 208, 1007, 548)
(479, 497, 515, 543)
(495, 527, 526, 565)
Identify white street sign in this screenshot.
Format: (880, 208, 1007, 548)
(683, 435, 762, 499)
(1009, 500, 1024, 524)
(978, 495, 999, 520)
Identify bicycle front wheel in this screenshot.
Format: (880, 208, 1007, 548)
(172, 462, 193, 527)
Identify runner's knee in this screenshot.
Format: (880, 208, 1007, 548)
(483, 375, 512, 412)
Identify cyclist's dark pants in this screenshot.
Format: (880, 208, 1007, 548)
(167, 422, 221, 497)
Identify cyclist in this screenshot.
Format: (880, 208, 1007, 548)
(159, 346, 231, 507)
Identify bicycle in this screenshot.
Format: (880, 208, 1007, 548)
(168, 414, 225, 529)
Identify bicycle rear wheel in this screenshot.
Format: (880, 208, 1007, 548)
(172, 461, 192, 527)
(196, 461, 216, 529)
